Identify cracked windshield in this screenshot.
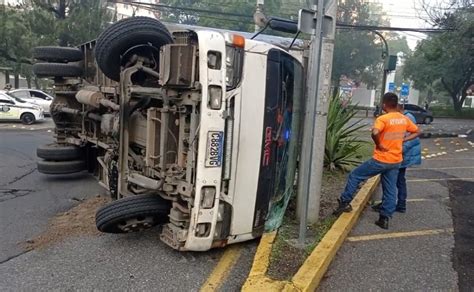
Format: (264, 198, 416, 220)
(0, 0, 472, 290)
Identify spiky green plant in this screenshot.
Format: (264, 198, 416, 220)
(324, 94, 368, 171)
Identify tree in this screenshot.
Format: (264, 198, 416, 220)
(332, 0, 392, 88)
(0, 4, 36, 87)
(159, 0, 307, 33)
(404, 8, 473, 111)
(28, 0, 112, 46)
(0, 1, 112, 88)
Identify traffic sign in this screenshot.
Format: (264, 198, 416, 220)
(388, 82, 395, 92)
(401, 83, 409, 97)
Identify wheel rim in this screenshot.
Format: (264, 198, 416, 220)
(116, 216, 155, 233)
(23, 115, 33, 124)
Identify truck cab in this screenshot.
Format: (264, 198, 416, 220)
(35, 17, 304, 251)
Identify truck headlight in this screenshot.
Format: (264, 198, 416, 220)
(225, 45, 244, 90)
(208, 86, 222, 110)
(201, 186, 216, 209)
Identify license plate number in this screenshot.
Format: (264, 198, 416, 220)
(205, 131, 223, 167)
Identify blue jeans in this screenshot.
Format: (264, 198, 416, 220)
(396, 167, 407, 210)
(340, 158, 400, 217)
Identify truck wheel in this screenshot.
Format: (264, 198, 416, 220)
(33, 46, 83, 63)
(20, 113, 35, 125)
(37, 160, 86, 174)
(95, 16, 173, 81)
(96, 194, 171, 233)
(33, 63, 83, 78)
(423, 116, 433, 124)
(37, 143, 82, 161)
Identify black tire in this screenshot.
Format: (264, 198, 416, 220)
(423, 116, 433, 124)
(21, 113, 35, 125)
(33, 46, 83, 63)
(37, 143, 82, 161)
(33, 63, 83, 78)
(37, 160, 86, 174)
(95, 16, 173, 81)
(96, 194, 171, 233)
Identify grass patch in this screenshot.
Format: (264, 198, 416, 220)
(267, 170, 347, 281)
(355, 141, 373, 162)
(430, 106, 474, 119)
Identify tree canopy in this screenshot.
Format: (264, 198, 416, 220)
(403, 7, 473, 111)
(1, 0, 411, 93)
(0, 0, 111, 87)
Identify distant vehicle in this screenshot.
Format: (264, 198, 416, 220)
(373, 103, 433, 124)
(8, 89, 53, 115)
(403, 104, 433, 124)
(0, 91, 44, 124)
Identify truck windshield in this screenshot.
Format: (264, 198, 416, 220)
(254, 48, 304, 232)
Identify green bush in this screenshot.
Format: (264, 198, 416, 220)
(325, 94, 367, 171)
(430, 106, 474, 119)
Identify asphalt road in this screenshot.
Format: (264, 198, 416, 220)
(0, 129, 103, 263)
(354, 117, 474, 135)
(319, 131, 474, 291)
(0, 117, 55, 131)
(0, 129, 255, 290)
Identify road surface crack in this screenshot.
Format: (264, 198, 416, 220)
(0, 189, 34, 203)
(0, 250, 32, 265)
(2, 167, 37, 186)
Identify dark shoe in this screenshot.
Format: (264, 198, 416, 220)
(371, 202, 382, 212)
(395, 206, 406, 213)
(333, 199, 352, 216)
(375, 215, 389, 229)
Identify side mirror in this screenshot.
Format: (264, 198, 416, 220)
(268, 18, 298, 34)
(1, 105, 10, 112)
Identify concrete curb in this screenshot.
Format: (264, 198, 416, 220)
(242, 176, 381, 292)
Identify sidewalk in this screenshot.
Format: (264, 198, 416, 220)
(0, 118, 54, 131)
(319, 136, 474, 291)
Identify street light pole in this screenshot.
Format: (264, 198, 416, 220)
(254, 0, 265, 32)
(371, 30, 389, 108)
(297, 0, 337, 244)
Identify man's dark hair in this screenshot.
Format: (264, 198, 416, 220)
(383, 92, 398, 108)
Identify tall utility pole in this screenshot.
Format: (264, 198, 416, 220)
(297, 0, 337, 243)
(254, 0, 265, 32)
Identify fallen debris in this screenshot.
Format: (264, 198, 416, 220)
(24, 195, 110, 250)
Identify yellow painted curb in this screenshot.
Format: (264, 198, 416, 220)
(201, 245, 243, 291)
(242, 176, 380, 292)
(242, 231, 291, 291)
(289, 176, 380, 292)
(248, 231, 277, 277)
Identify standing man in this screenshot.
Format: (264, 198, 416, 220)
(333, 92, 420, 229)
(373, 104, 422, 213)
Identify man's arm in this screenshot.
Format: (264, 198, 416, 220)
(404, 119, 421, 142)
(404, 129, 421, 142)
(372, 128, 389, 152)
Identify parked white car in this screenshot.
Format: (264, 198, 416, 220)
(0, 91, 44, 124)
(7, 89, 53, 115)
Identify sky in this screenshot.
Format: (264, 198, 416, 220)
(376, 0, 443, 49)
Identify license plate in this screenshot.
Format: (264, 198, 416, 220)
(205, 131, 223, 167)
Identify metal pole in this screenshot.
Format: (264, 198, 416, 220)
(297, 0, 337, 245)
(371, 30, 389, 109)
(380, 68, 388, 106)
(254, 0, 264, 32)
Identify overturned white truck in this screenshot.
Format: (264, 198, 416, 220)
(35, 17, 304, 251)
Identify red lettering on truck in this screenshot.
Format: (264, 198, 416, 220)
(263, 127, 272, 166)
